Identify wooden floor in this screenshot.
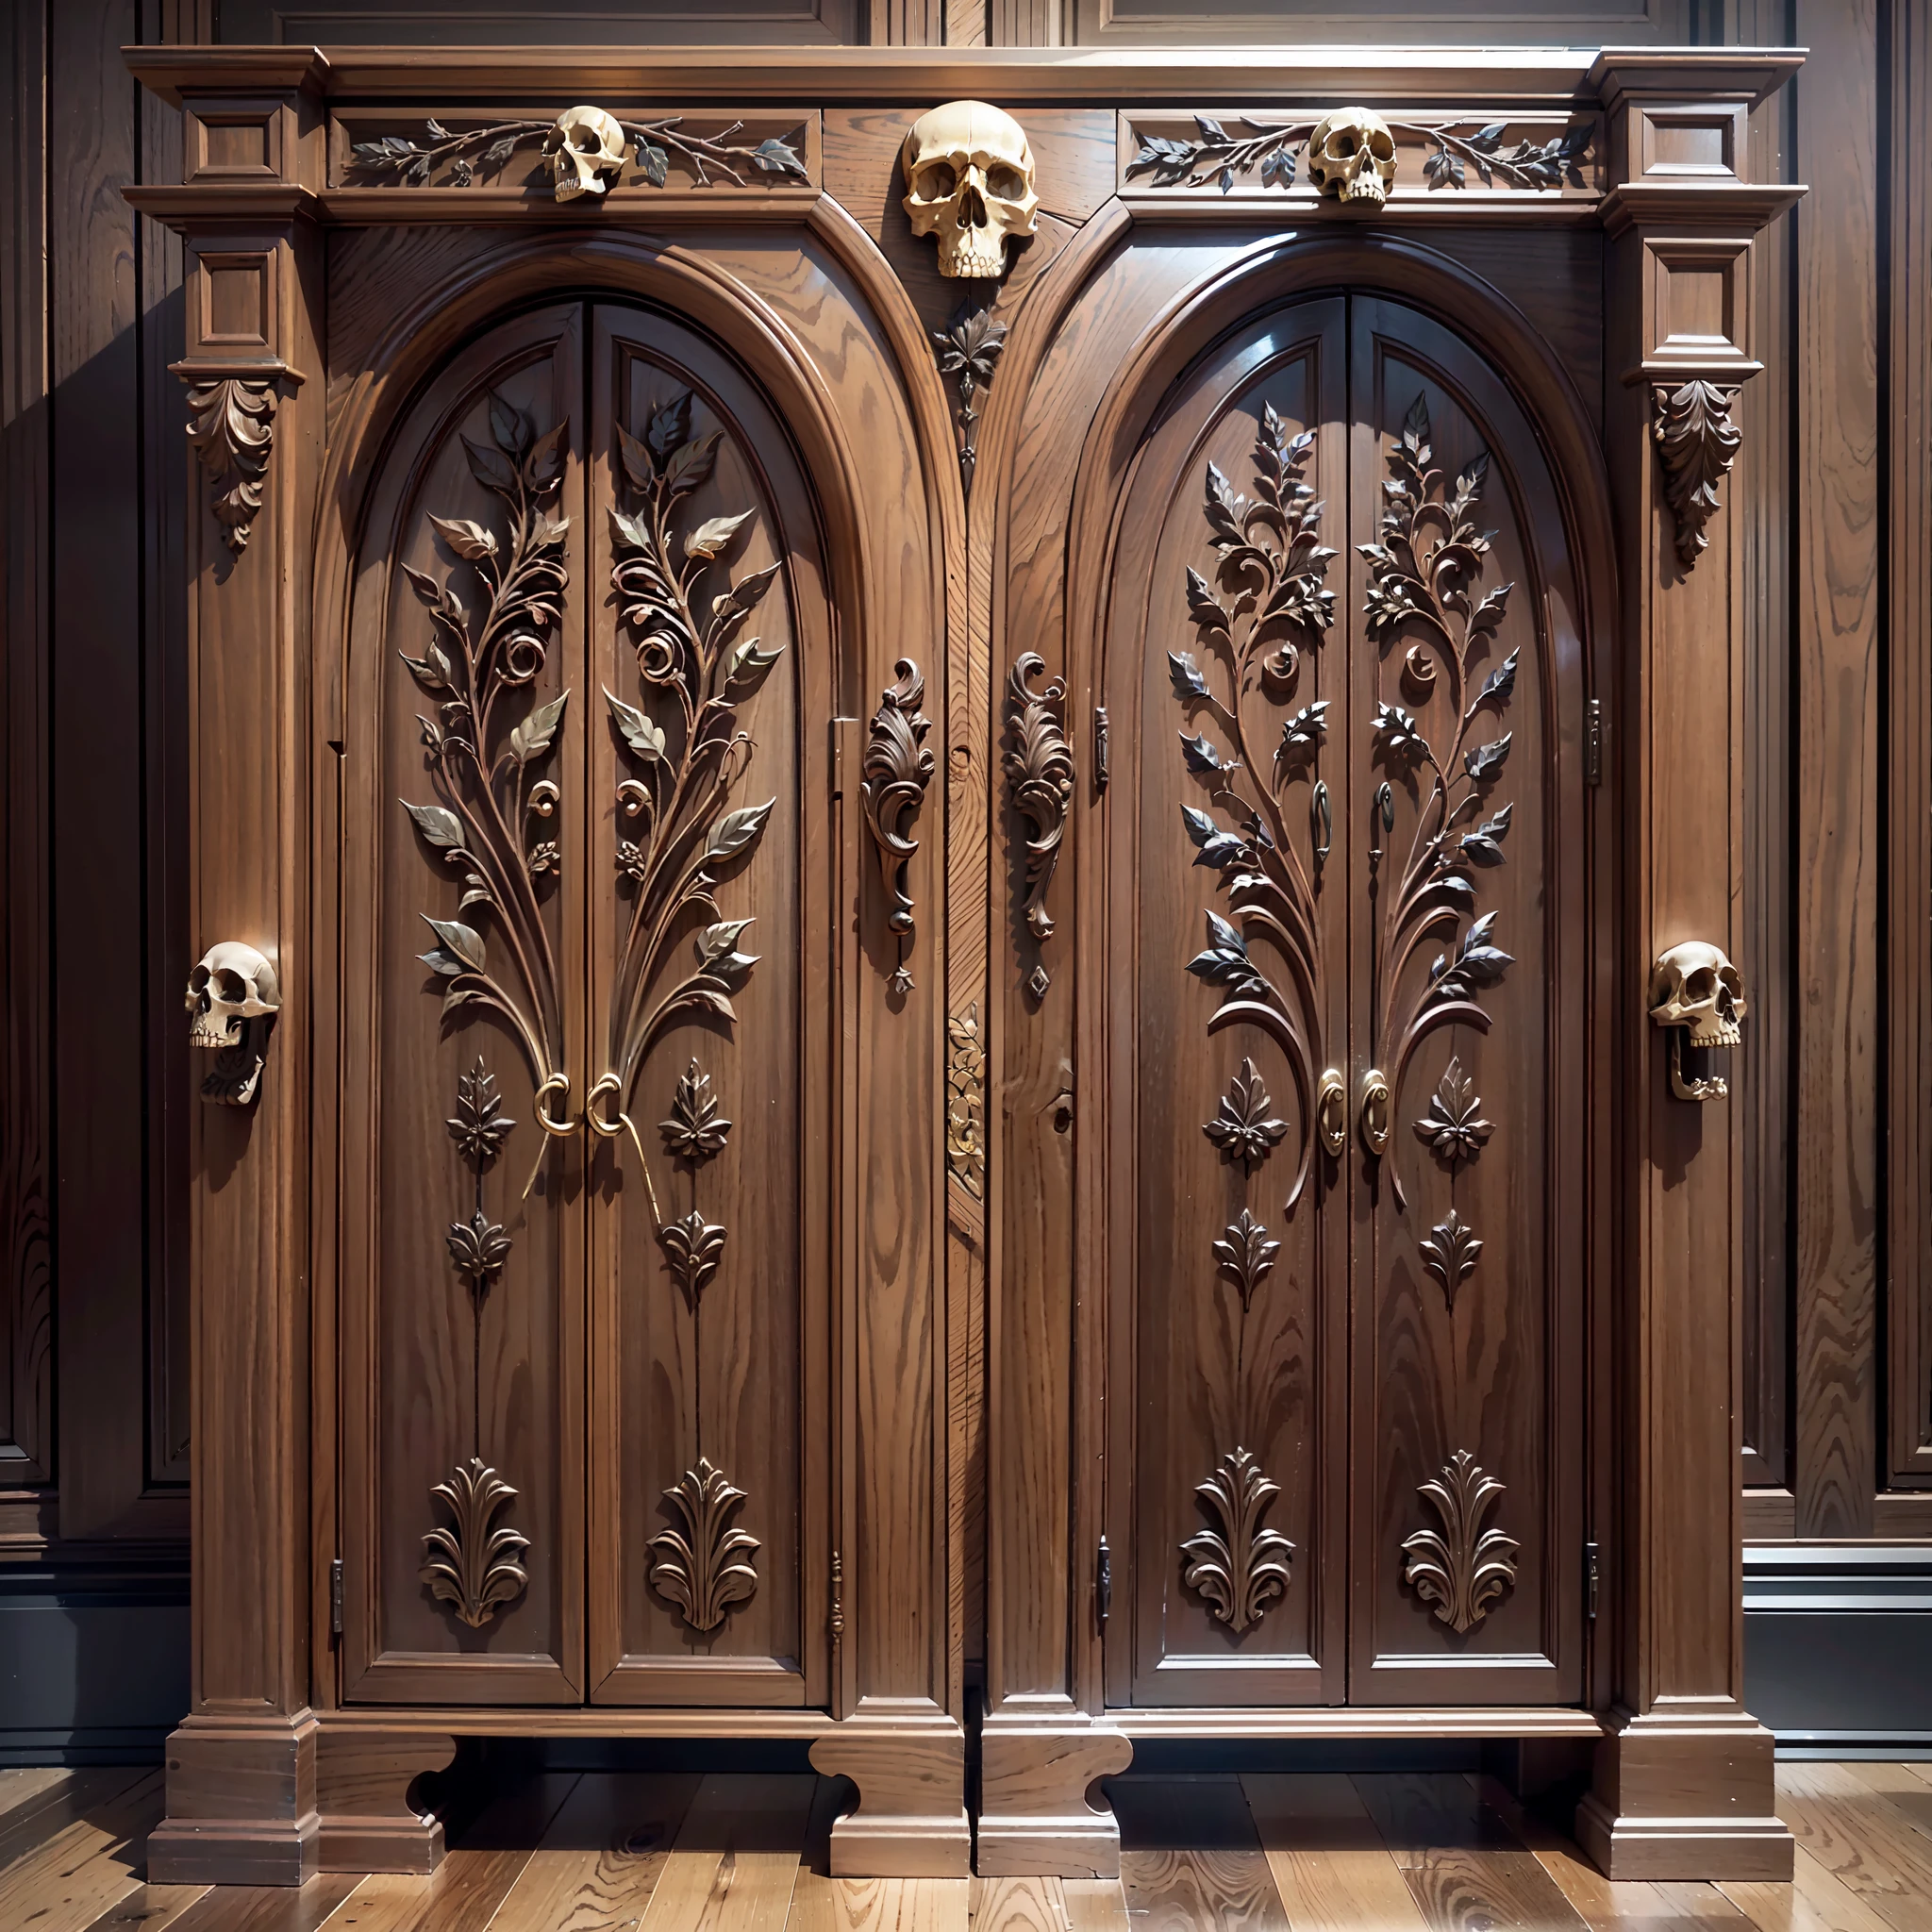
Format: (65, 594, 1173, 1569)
(3, 1757, 1931, 1931)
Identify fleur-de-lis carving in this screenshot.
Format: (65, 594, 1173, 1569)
(1179, 1447, 1294, 1633)
(1211, 1208, 1280, 1311)
(648, 1457, 760, 1632)
(860, 658, 936, 995)
(420, 1457, 530, 1630)
(1401, 1450, 1519, 1633)
(658, 1208, 727, 1309)
(1418, 1208, 1483, 1309)
(1203, 1058, 1289, 1174)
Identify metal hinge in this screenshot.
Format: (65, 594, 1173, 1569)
(330, 1557, 343, 1638)
(1585, 698, 1604, 787)
(1585, 1541, 1600, 1621)
(1096, 1536, 1112, 1627)
(830, 1549, 843, 1646)
(1093, 707, 1110, 791)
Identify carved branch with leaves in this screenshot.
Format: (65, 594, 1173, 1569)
(1170, 404, 1337, 1211)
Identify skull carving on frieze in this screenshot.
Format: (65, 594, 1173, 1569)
(1307, 108, 1398, 207)
(901, 100, 1039, 279)
(187, 941, 281, 1106)
(543, 105, 630, 203)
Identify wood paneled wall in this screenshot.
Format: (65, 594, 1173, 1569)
(1, 0, 1926, 1610)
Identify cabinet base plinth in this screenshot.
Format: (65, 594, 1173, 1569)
(808, 1702, 970, 1877)
(316, 1727, 460, 1874)
(974, 1720, 1133, 1878)
(146, 1713, 321, 1888)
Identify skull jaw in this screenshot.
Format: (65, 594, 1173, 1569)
(1685, 1016, 1742, 1051)
(551, 160, 612, 204)
(939, 226, 1009, 279)
(190, 1010, 242, 1051)
(1341, 168, 1389, 206)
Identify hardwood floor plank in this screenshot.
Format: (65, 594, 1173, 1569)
(1351, 1773, 1589, 1931)
(0, 1765, 71, 1823)
(1775, 1761, 1932, 1932)
(1843, 1763, 1932, 1841)
(0, 1766, 151, 1874)
(1240, 1772, 1430, 1932)
(1900, 1764, 1932, 1794)
(1056, 1880, 1126, 1932)
(83, 1880, 212, 1930)
(788, 1872, 970, 1932)
(967, 1874, 1066, 1930)
(1471, 1773, 1749, 1928)
(639, 1773, 814, 1932)
(1106, 1774, 1285, 1931)
(1719, 1846, 1899, 1932)
(0, 1767, 164, 1932)
(484, 1772, 704, 1932)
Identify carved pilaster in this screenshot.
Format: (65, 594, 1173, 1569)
(1651, 378, 1742, 567)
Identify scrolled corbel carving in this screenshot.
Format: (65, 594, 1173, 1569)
(1651, 378, 1742, 568)
(1650, 940, 1747, 1101)
(859, 658, 936, 996)
(1003, 652, 1074, 1001)
(186, 941, 280, 1105)
(185, 376, 276, 555)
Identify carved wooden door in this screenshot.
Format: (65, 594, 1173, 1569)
(336, 300, 835, 1707)
(1099, 291, 1586, 1709)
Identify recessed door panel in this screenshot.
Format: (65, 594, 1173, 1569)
(341, 305, 588, 1703)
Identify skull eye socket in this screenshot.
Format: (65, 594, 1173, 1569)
(985, 162, 1026, 200)
(1368, 129, 1395, 160)
(1683, 968, 1716, 1004)
(915, 159, 958, 200)
(189, 966, 210, 995)
(1327, 129, 1360, 158)
(214, 969, 249, 1005)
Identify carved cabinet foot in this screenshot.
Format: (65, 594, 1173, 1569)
(316, 1724, 460, 1874)
(1575, 1711, 1793, 1881)
(808, 1700, 970, 1877)
(975, 1715, 1133, 1879)
(146, 1712, 321, 1888)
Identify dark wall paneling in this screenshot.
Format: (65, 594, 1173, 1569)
(218, 0, 864, 44)
(1067, 0, 1697, 49)
(1791, 0, 1882, 1543)
(0, 0, 55, 1517)
(1886, 0, 1932, 1489)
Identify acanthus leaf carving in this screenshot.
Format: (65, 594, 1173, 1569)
(946, 1004, 986, 1199)
(185, 377, 276, 555)
(659, 1058, 731, 1162)
(647, 1457, 761, 1633)
(1179, 1447, 1295, 1633)
(1417, 1207, 1483, 1309)
(1401, 1450, 1519, 1634)
(1415, 1055, 1492, 1165)
(1203, 1057, 1288, 1174)
(1003, 653, 1074, 996)
(859, 658, 936, 995)
(1172, 404, 1335, 1213)
(933, 302, 1008, 491)
(1211, 1208, 1280, 1312)
(420, 1456, 530, 1631)
(1651, 379, 1742, 569)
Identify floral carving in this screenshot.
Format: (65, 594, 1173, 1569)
(420, 1457, 531, 1630)
(1416, 1056, 1492, 1164)
(1402, 1450, 1519, 1633)
(1212, 1208, 1280, 1312)
(448, 1057, 516, 1164)
(1004, 653, 1075, 999)
(659, 1208, 727, 1310)
(947, 1005, 986, 1199)
(1127, 114, 1591, 195)
(1418, 1207, 1483, 1309)
(185, 377, 276, 555)
(934, 303, 1008, 491)
(1180, 1448, 1294, 1633)
(348, 114, 808, 192)
(1172, 404, 1336, 1211)
(860, 659, 936, 995)
(648, 1457, 761, 1634)
(1204, 1058, 1288, 1174)
(659, 1058, 730, 1162)
(1652, 379, 1742, 568)
(1360, 394, 1516, 1235)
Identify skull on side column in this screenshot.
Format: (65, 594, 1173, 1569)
(186, 941, 281, 1105)
(902, 100, 1039, 279)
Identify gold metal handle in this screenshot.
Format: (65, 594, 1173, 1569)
(534, 1071, 577, 1136)
(1317, 1068, 1346, 1157)
(584, 1072, 625, 1139)
(1359, 1068, 1391, 1157)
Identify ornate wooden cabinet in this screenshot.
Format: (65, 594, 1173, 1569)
(131, 39, 1801, 1891)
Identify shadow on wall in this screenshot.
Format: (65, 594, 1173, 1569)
(0, 1576, 189, 1766)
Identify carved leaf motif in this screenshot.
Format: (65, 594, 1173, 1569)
(1652, 379, 1743, 568)
(1401, 1450, 1519, 1633)
(1003, 653, 1075, 972)
(448, 1058, 516, 1166)
(1179, 1447, 1295, 1633)
(934, 303, 1008, 491)
(659, 1208, 726, 1309)
(660, 1058, 731, 1162)
(946, 1005, 986, 1199)
(446, 1208, 513, 1297)
(185, 378, 277, 555)
(1415, 1056, 1492, 1165)
(647, 1457, 760, 1632)
(1203, 1058, 1288, 1174)
(1418, 1206, 1483, 1308)
(420, 1457, 530, 1629)
(860, 659, 937, 991)
(1211, 1208, 1280, 1311)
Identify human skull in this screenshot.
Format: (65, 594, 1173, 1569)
(543, 105, 630, 204)
(186, 941, 281, 1051)
(1307, 108, 1397, 207)
(902, 100, 1039, 280)
(1649, 941, 1747, 1049)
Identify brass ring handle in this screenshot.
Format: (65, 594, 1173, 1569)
(534, 1072, 577, 1137)
(1359, 1068, 1391, 1157)
(584, 1072, 625, 1138)
(1317, 1068, 1347, 1157)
